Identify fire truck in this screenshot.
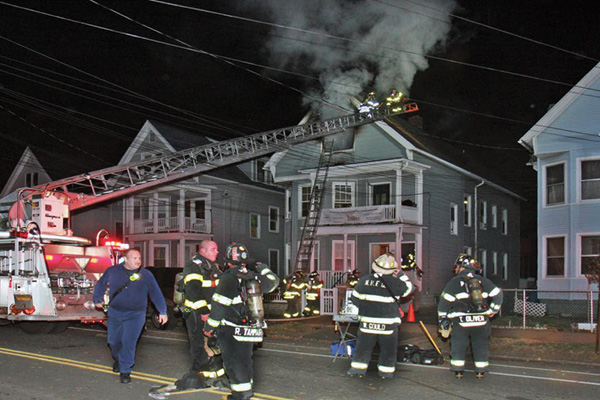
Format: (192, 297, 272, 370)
(0, 100, 417, 334)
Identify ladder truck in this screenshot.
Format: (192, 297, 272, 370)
(0, 102, 418, 333)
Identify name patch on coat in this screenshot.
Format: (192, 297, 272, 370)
(458, 315, 486, 323)
(360, 322, 388, 331)
(233, 326, 264, 342)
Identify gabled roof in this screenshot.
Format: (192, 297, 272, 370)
(0, 147, 52, 197)
(519, 62, 600, 150)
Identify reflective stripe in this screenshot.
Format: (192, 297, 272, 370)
(306, 294, 319, 300)
(378, 365, 396, 373)
(458, 320, 487, 327)
(482, 292, 489, 298)
(291, 283, 306, 289)
(206, 317, 220, 328)
(451, 359, 465, 367)
(201, 368, 225, 378)
(184, 273, 203, 284)
(359, 316, 401, 324)
(231, 382, 252, 392)
(490, 303, 501, 311)
(267, 275, 278, 281)
(212, 293, 232, 306)
(359, 327, 394, 335)
(474, 361, 489, 368)
(488, 287, 501, 297)
(233, 335, 263, 342)
(350, 361, 368, 370)
(401, 278, 413, 297)
(447, 310, 493, 318)
(455, 292, 469, 299)
(261, 268, 272, 276)
(442, 292, 456, 302)
(438, 311, 447, 318)
(232, 296, 243, 305)
(183, 299, 208, 309)
(356, 294, 396, 303)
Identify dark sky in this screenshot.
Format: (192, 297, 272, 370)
(1, 0, 599, 207)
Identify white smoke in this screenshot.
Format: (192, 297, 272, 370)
(240, 0, 457, 117)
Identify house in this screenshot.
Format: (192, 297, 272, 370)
(1, 121, 286, 275)
(519, 62, 600, 300)
(268, 105, 522, 306)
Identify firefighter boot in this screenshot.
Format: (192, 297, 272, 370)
(112, 360, 119, 373)
(475, 372, 485, 379)
(454, 371, 464, 379)
(347, 368, 365, 378)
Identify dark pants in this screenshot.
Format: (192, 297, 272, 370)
(305, 297, 320, 315)
(284, 296, 301, 317)
(185, 311, 211, 372)
(107, 308, 146, 373)
(351, 325, 399, 376)
(450, 321, 491, 373)
(217, 326, 254, 400)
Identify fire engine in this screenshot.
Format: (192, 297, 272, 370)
(0, 98, 417, 334)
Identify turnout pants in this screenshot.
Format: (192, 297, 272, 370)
(185, 311, 211, 373)
(217, 326, 255, 400)
(304, 298, 320, 315)
(351, 325, 399, 377)
(450, 320, 491, 373)
(284, 296, 301, 318)
(107, 308, 146, 373)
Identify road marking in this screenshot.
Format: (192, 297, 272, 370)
(0, 346, 291, 399)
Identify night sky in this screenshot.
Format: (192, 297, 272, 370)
(1, 0, 599, 209)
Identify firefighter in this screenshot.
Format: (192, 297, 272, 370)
(347, 269, 360, 288)
(347, 253, 413, 379)
(204, 243, 279, 400)
(304, 271, 323, 315)
(437, 254, 503, 379)
(178, 240, 226, 388)
(282, 270, 307, 318)
(359, 92, 380, 118)
(93, 249, 167, 384)
(385, 88, 404, 113)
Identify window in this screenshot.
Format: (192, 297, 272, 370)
(269, 206, 279, 233)
(581, 235, 600, 275)
(250, 213, 260, 239)
(479, 200, 487, 229)
(332, 240, 355, 271)
(153, 245, 168, 267)
(185, 200, 205, 219)
(450, 203, 458, 235)
(371, 183, 391, 205)
(581, 159, 600, 200)
(148, 131, 157, 142)
(269, 249, 280, 276)
(478, 249, 487, 277)
(464, 246, 472, 256)
(492, 251, 498, 275)
(333, 182, 354, 208)
(463, 195, 472, 226)
(501, 208, 508, 235)
(285, 189, 292, 220)
(546, 236, 565, 276)
(491, 205, 497, 228)
(252, 159, 272, 183)
(546, 163, 565, 205)
(502, 253, 508, 280)
(25, 172, 39, 187)
(299, 185, 312, 218)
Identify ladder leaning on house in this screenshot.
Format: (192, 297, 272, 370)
(294, 140, 334, 274)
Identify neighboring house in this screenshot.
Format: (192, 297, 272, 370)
(0, 147, 52, 198)
(1, 121, 286, 275)
(519, 62, 600, 299)
(268, 104, 522, 306)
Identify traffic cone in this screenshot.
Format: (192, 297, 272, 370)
(406, 301, 416, 323)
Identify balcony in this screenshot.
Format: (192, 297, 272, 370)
(320, 204, 419, 225)
(130, 217, 210, 234)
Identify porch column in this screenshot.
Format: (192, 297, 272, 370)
(178, 189, 185, 232)
(152, 193, 159, 233)
(416, 170, 424, 225)
(126, 197, 134, 234)
(179, 237, 185, 266)
(395, 169, 403, 222)
(396, 226, 403, 260)
(343, 233, 348, 271)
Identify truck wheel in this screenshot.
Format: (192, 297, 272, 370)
(48, 321, 71, 334)
(410, 352, 422, 364)
(152, 304, 177, 330)
(19, 321, 53, 334)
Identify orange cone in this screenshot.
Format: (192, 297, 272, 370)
(406, 301, 416, 323)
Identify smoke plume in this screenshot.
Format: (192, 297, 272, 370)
(241, 0, 457, 117)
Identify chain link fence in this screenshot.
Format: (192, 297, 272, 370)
(496, 289, 599, 330)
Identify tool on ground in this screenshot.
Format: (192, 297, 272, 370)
(419, 320, 443, 355)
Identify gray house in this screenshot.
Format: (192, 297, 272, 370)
(519, 62, 600, 298)
(1, 120, 286, 275)
(268, 108, 522, 306)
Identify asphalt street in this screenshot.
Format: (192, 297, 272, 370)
(1, 322, 599, 400)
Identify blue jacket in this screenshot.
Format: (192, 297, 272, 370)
(93, 263, 167, 315)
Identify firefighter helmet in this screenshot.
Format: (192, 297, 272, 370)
(372, 253, 398, 275)
(225, 242, 249, 266)
(455, 253, 480, 271)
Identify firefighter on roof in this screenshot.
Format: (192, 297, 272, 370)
(437, 254, 503, 379)
(282, 270, 307, 318)
(204, 243, 279, 400)
(385, 88, 405, 113)
(347, 253, 413, 379)
(359, 91, 380, 118)
(304, 271, 323, 315)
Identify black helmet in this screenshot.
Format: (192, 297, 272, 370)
(455, 253, 480, 271)
(225, 242, 249, 265)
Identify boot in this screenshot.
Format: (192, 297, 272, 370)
(120, 372, 131, 384)
(454, 371, 464, 379)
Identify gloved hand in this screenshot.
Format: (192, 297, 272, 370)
(438, 318, 452, 339)
(245, 258, 258, 272)
(203, 329, 213, 337)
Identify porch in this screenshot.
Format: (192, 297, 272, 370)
(130, 216, 210, 234)
(320, 204, 419, 225)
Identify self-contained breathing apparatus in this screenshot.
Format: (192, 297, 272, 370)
(455, 253, 486, 313)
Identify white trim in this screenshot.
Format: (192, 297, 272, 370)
(577, 232, 600, 278)
(152, 243, 169, 268)
(119, 120, 176, 165)
(543, 235, 567, 279)
(332, 239, 355, 272)
(463, 194, 472, 227)
(0, 147, 51, 198)
(491, 205, 497, 228)
(332, 181, 356, 208)
(577, 156, 600, 203)
(268, 248, 280, 274)
(368, 182, 392, 206)
(543, 161, 567, 208)
(268, 206, 280, 233)
(250, 213, 261, 239)
(502, 252, 508, 281)
(492, 251, 498, 275)
(450, 203, 458, 235)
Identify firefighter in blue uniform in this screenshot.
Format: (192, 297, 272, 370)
(282, 270, 306, 318)
(347, 253, 413, 379)
(304, 271, 323, 315)
(437, 254, 503, 379)
(93, 248, 167, 384)
(178, 240, 226, 388)
(204, 243, 280, 400)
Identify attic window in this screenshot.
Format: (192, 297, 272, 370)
(25, 172, 39, 187)
(148, 131, 157, 142)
